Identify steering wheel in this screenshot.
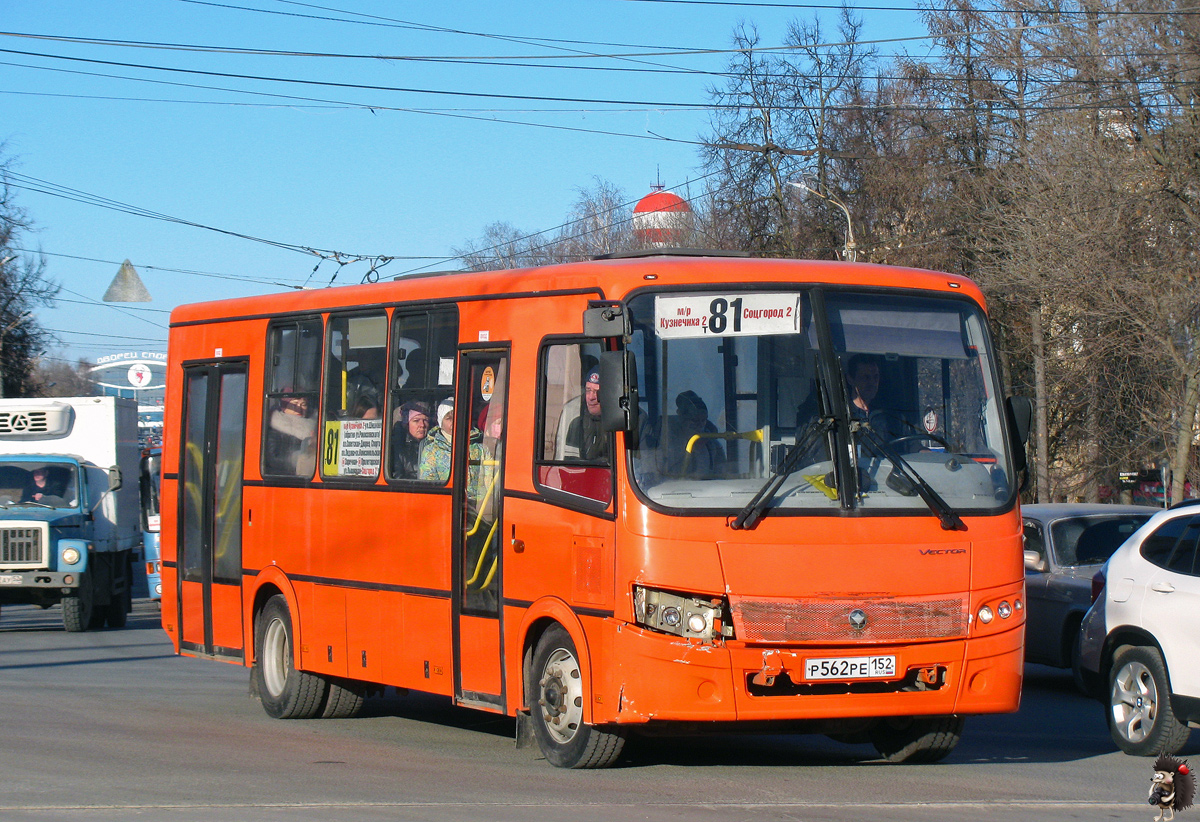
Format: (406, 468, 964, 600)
(888, 432, 951, 450)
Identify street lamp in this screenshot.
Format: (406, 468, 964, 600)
(787, 179, 857, 262)
(0, 310, 33, 399)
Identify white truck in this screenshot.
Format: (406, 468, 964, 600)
(0, 396, 141, 631)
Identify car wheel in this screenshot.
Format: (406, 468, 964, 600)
(1107, 645, 1192, 756)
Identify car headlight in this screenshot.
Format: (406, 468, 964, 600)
(633, 586, 732, 642)
(61, 547, 81, 566)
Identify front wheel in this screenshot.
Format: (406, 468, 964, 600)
(252, 595, 327, 719)
(870, 715, 964, 763)
(1107, 645, 1191, 756)
(62, 572, 95, 633)
(529, 625, 625, 768)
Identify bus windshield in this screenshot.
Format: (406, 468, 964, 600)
(0, 460, 80, 509)
(626, 288, 1013, 516)
(140, 451, 162, 532)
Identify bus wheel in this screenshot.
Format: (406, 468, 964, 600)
(320, 677, 366, 719)
(62, 573, 95, 633)
(870, 715, 964, 763)
(529, 625, 625, 768)
(253, 595, 327, 719)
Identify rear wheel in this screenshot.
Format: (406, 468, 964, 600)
(253, 595, 327, 719)
(320, 677, 366, 719)
(529, 625, 625, 768)
(870, 715, 964, 763)
(1107, 645, 1191, 756)
(105, 553, 132, 628)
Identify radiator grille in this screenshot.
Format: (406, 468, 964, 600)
(0, 526, 45, 568)
(730, 594, 969, 644)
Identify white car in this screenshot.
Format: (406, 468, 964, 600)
(1078, 504, 1200, 755)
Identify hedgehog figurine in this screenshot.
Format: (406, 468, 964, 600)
(1150, 754, 1195, 822)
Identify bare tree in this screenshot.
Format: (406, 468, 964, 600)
(1, 151, 58, 398)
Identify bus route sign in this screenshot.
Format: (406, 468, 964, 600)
(654, 293, 803, 339)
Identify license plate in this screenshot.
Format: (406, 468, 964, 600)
(804, 655, 896, 681)
(0, 574, 23, 585)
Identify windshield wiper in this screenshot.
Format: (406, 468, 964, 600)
(732, 416, 834, 530)
(9, 500, 54, 509)
(855, 423, 965, 531)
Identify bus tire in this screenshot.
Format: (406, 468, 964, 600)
(62, 573, 94, 633)
(253, 595, 327, 719)
(870, 715, 964, 763)
(1107, 644, 1191, 756)
(320, 677, 366, 719)
(529, 624, 625, 769)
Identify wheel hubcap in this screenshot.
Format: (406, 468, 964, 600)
(538, 647, 583, 744)
(1111, 660, 1157, 743)
(261, 617, 289, 697)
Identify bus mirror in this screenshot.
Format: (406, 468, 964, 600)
(1006, 396, 1032, 446)
(1005, 395, 1032, 476)
(583, 302, 629, 338)
(108, 465, 123, 492)
(598, 350, 639, 434)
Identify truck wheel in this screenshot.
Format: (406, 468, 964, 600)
(252, 595, 327, 719)
(105, 553, 132, 628)
(528, 624, 625, 768)
(62, 573, 95, 632)
(1107, 645, 1192, 756)
(870, 715, 964, 763)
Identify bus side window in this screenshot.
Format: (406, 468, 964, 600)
(536, 340, 612, 506)
(321, 313, 387, 480)
(262, 317, 322, 479)
(388, 305, 460, 482)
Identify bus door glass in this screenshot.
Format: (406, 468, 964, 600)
(178, 362, 248, 659)
(452, 350, 508, 708)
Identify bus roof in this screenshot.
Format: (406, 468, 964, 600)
(169, 254, 985, 327)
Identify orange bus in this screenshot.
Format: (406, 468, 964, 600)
(160, 251, 1031, 768)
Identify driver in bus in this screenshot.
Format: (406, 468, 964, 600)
(845, 353, 897, 441)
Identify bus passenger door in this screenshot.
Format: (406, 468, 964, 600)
(452, 349, 508, 709)
(177, 362, 248, 660)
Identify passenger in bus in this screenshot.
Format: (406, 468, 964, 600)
(418, 399, 482, 484)
(265, 392, 317, 477)
(564, 370, 608, 462)
(659, 391, 725, 477)
(391, 401, 431, 479)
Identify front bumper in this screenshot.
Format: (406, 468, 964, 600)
(601, 619, 1024, 725)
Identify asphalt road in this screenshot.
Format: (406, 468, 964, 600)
(1, 599, 1195, 822)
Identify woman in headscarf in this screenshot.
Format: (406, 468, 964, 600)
(391, 400, 431, 479)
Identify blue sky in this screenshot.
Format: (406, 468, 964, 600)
(2, 0, 931, 365)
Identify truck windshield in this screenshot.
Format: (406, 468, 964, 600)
(0, 460, 80, 509)
(626, 288, 1013, 517)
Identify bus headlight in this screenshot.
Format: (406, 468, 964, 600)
(61, 547, 81, 566)
(633, 586, 732, 642)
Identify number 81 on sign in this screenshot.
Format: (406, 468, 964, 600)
(654, 293, 803, 339)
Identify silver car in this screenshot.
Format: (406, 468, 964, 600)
(1022, 504, 1156, 687)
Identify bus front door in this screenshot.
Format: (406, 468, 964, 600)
(177, 362, 248, 660)
(452, 349, 509, 709)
